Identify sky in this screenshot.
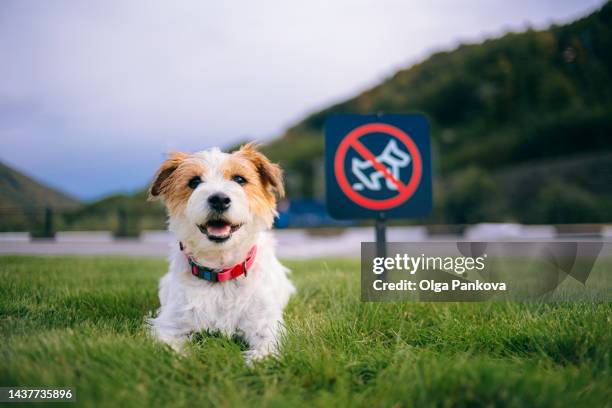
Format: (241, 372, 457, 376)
(0, 0, 604, 200)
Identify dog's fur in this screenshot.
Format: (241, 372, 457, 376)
(147, 144, 295, 362)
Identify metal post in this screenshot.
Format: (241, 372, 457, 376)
(375, 212, 387, 259)
(43, 207, 54, 239)
(117, 208, 128, 237)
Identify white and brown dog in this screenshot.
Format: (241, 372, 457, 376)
(147, 144, 295, 362)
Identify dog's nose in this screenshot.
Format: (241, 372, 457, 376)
(208, 193, 231, 212)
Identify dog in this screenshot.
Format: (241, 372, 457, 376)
(147, 144, 295, 363)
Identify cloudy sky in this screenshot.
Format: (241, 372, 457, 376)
(0, 0, 603, 200)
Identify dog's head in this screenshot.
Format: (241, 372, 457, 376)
(149, 144, 284, 253)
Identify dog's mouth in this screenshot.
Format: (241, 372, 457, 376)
(197, 219, 242, 243)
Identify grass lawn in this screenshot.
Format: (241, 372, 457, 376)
(1, 255, 611, 407)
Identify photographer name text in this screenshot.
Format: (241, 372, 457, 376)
(371, 254, 507, 292)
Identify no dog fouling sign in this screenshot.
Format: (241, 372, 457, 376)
(325, 114, 432, 220)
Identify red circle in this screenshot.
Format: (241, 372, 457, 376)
(333, 123, 422, 210)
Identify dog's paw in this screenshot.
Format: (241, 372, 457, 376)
(156, 335, 188, 355)
(243, 348, 274, 365)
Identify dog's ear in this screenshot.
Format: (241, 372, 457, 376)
(148, 151, 189, 200)
(238, 143, 285, 198)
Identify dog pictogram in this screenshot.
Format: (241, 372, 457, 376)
(351, 139, 412, 192)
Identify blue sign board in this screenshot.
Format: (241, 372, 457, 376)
(325, 114, 432, 219)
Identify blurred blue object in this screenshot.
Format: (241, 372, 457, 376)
(274, 199, 355, 228)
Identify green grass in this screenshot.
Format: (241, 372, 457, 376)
(0, 255, 610, 407)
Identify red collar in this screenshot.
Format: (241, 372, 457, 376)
(180, 242, 257, 283)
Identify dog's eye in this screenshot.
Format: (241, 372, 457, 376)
(232, 175, 247, 185)
(188, 176, 202, 189)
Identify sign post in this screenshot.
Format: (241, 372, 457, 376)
(325, 114, 432, 257)
(375, 213, 386, 258)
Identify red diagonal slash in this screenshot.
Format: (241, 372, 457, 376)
(349, 139, 408, 193)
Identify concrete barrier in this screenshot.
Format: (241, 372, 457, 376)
(464, 223, 523, 240)
(55, 231, 114, 243)
(140, 230, 175, 243)
(520, 225, 556, 239)
(0, 232, 30, 242)
(388, 226, 427, 241)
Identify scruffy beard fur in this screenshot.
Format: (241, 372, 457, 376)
(147, 144, 295, 363)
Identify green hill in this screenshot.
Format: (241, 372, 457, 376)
(0, 161, 81, 231)
(254, 3, 612, 224)
(262, 3, 612, 210)
(61, 191, 165, 236)
(0, 160, 165, 235)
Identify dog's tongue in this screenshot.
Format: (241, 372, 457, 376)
(207, 223, 231, 236)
